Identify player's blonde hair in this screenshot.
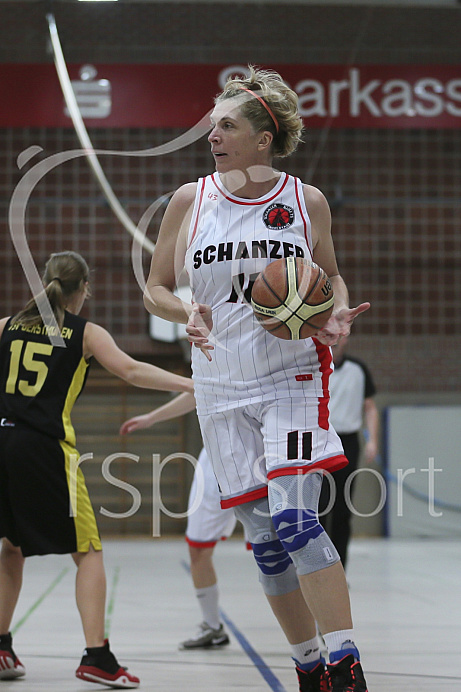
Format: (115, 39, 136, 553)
(11, 251, 90, 330)
(215, 65, 304, 158)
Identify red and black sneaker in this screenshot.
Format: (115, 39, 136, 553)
(75, 639, 139, 689)
(296, 661, 331, 692)
(327, 654, 368, 692)
(0, 632, 26, 680)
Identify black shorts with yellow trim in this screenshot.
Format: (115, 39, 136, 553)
(0, 424, 101, 557)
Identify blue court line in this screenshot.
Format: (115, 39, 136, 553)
(181, 560, 288, 692)
(219, 609, 288, 692)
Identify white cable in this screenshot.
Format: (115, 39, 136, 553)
(46, 13, 156, 255)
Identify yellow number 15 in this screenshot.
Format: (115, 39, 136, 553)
(5, 340, 53, 397)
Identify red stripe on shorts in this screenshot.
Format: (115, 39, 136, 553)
(220, 485, 268, 509)
(185, 536, 218, 549)
(267, 455, 349, 480)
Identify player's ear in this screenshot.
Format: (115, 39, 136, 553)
(258, 131, 273, 151)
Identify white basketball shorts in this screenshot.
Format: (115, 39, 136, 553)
(185, 447, 237, 547)
(198, 397, 347, 508)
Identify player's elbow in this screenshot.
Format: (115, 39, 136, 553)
(121, 361, 144, 388)
(108, 354, 140, 386)
(143, 286, 157, 315)
(143, 282, 170, 317)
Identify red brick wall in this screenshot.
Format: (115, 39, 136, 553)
(2, 125, 460, 394)
(2, 2, 461, 395)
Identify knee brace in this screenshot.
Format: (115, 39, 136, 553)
(234, 498, 300, 596)
(268, 472, 340, 575)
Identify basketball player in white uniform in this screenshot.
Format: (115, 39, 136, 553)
(144, 66, 370, 692)
(120, 392, 239, 650)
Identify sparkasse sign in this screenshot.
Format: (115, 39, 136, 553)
(294, 66, 461, 127)
(1, 63, 460, 129)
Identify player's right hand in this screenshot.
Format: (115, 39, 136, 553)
(186, 303, 214, 361)
(119, 413, 153, 435)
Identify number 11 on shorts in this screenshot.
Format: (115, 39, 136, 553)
(287, 431, 312, 461)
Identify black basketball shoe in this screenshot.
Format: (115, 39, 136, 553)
(75, 639, 139, 688)
(296, 660, 331, 692)
(327, 654, 368, 691)
(0, 632, 26, 680)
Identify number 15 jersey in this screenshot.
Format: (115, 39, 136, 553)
(184, 173, 333, 416)
(0, 311, 89, 446)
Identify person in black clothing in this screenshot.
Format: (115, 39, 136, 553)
(319, 335, 379, 569)
(0, 251, 193, 688)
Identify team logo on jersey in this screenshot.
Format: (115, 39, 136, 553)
(263, 203, 295, 230)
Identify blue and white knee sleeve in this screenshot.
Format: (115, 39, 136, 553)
(234, 499, 300, 596)
(268, 472, 340, 575)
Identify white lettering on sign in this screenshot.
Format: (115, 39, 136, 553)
(294, 68, 461, 120)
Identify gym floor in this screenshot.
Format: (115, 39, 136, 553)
(7, 537, 460, 691)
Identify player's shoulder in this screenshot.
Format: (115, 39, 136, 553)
(84, 321, 110, 341)
(301, 183, 330, 221)
(301, 183, 328, 206)
(170, 182, 199, 209)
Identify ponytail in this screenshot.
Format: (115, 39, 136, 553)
(11, 251, 90, 331)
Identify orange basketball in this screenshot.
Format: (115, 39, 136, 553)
(250, 257, 334, 340)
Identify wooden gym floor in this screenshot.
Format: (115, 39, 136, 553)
(5, 537, 460, 691)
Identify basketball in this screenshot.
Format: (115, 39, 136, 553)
(250, 257, 334, 340)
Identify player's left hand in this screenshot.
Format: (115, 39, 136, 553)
(315, 302, 370, 346)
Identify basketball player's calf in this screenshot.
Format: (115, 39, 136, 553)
(268, 472, 368, 691)
(234, 498, 330, 692)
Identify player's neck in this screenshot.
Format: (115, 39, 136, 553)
(218, 170, 281, 200)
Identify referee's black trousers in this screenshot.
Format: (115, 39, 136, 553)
(318, 432, 360, 569)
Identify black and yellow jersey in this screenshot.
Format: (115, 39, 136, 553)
(0, 311, 89, 446)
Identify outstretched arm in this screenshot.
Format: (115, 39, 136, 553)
(119, 391, 196, 435)
(83, 322, 194, 394)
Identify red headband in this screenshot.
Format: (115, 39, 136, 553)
(239, 87, 279, 134)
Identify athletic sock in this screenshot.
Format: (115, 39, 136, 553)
(0, 633, 13, 648)
(196, 583, 220, 630)
(291, 636, 321, 671)
(323, 629, 360, 664)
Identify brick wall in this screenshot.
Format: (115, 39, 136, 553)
(2, 124, 460, 393)
(1, 2, 460, 395)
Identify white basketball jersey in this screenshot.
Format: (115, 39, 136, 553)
(184, 173, 333, 415)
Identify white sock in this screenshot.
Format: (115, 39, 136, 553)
(291, 636, 321, 669)
(196, 583, 220, 630)
(323, 629, 359, 663)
